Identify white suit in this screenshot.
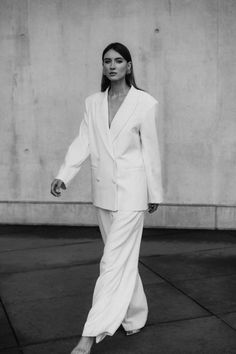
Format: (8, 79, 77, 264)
(56, 85, 163, 343)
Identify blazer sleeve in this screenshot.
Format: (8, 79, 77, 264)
(55, 100, 90, 186)
(140, 102, 163, 203)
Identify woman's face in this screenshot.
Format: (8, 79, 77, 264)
(103, 49, 131, 82)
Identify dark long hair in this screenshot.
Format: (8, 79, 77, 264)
(101, 42, 142, 92)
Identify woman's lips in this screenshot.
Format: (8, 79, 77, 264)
(109, 72, 117, 75)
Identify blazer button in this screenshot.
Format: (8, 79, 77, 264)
(112, 180, 116, 184)
(96, 178, 100, 182)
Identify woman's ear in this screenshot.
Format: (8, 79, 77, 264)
(127, 61, 132, 74)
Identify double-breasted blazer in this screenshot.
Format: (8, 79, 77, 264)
(56, 85, 163, 211)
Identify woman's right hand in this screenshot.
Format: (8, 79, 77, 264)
(50, 179, 66, 197)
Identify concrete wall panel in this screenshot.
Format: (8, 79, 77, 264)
(0, 0, 236, 227)
(0, 202, 216, 229)
(215, 0, 236, 204)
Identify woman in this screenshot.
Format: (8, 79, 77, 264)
(51, 42, 163, 354)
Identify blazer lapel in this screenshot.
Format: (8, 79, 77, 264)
(109, 85, 139, 142)
(97, 88, 114, 159)
(96, 85, 140, 159)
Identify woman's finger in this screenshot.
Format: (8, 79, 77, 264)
(148, 203, 159, 213)
(50, 180, 61, 197)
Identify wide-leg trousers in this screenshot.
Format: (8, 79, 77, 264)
(82, 207, 148, 343)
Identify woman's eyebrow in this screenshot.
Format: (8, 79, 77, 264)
(104, 57, 124, 60)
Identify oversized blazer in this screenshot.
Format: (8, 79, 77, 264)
(56, 85, 163, 211)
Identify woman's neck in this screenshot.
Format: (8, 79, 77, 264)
(109, 80, 130, 97)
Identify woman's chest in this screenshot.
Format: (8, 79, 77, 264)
(108, 96, 127, 128)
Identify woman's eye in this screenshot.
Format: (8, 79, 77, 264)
(103, 59, 123, 64)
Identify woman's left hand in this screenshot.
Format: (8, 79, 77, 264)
(148, 203, 159, 213)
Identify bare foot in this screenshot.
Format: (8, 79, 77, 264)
(71, 336, 94, 354)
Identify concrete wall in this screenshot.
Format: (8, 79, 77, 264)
(0, 0, 236, 228)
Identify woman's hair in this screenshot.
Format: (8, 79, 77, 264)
(101, 42, 142, 92)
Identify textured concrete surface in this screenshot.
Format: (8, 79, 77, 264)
(1, 203, 236, 230)
(217, 207, 236, 229)
(0, 0, 236, 226)
(174, 274, 236, 314)
(0, 225, 236, 353)
(0, 305, 17, 350)
(141, 247, 236, 281)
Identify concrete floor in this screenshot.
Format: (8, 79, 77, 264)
(0, 225, 236, 354)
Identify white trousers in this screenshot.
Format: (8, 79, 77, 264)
(82, 207, 148, 343)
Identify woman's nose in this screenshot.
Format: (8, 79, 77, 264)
(110, 61, 116, 69)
